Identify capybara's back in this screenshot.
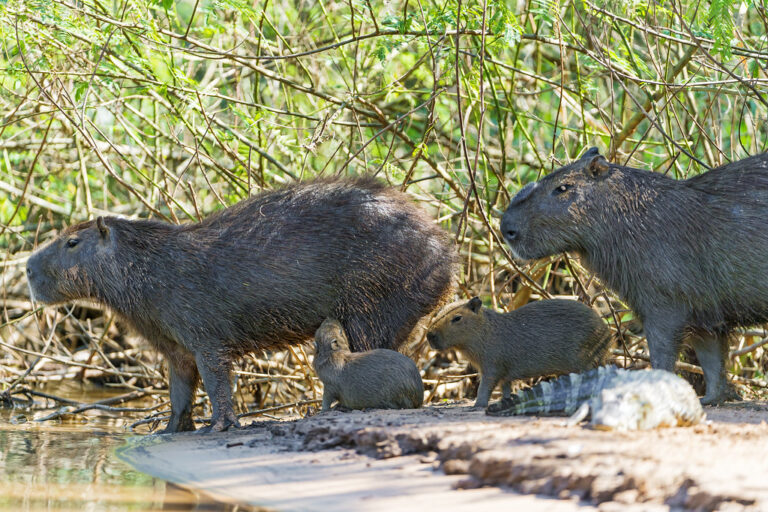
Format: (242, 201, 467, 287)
(26, 177, 456, 432)
(190, 177, 458, 352)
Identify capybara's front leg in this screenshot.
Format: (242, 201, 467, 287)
(160, 350, 199, 434)
(474, 374, 498, 408)
(195, 351, 241, 433)
(693, 333, 741, 405)
(643, 311, 685, 374)
(321, 388, 337, 411)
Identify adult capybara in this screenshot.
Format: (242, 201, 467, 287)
(313, 318, 423, 410)
(501, 148, 768, 404)
(26, 177, 456, 432)
(426, 297, 611, 407)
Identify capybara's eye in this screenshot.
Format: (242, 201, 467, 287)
(451, 315, 462, 323)
(553, 184, 572, 195)
(66, 238, 80, 248)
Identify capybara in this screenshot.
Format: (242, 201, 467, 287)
(312, 318, 423, 410)
(26, 178, 455, 432)
(426, 297, 611, 407)
(501, 148, 768, 404)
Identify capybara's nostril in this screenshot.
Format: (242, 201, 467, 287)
(505, 229, 518, 241)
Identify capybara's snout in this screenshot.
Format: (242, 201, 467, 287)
(426, 330, 441, 350)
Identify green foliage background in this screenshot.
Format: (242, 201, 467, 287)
(1, 0, 767, 419)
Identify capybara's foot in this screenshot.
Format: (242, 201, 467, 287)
(157, 413, 196, 434)
(485, 398, 515, 415)
(700, 384, 742, 405)
(197, 413, 241, 433)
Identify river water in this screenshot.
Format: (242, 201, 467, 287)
(0, 385, 254, 511)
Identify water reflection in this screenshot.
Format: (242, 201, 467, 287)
(0, 411, 253, 511)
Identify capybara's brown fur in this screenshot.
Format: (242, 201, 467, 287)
(426, 297, 612, 407)
(313, 319, 423, 410)
(26, 178, 455, 432)
(501, 148, 768, 404)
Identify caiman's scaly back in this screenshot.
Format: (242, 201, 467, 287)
(487, 366, 705, 431)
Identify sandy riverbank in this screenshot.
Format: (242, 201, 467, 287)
(118, 402, 768, 511)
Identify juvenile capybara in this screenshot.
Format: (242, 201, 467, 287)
(26, 177, 455, 432)
(426, 297, 611, 407)
(501, 148, 768, 404)
(312, 318, 423, 410)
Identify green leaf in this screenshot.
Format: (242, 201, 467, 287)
(73, 81, 88, 103)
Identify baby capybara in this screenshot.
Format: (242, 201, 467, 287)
(426, 297, 611, 407)
(313, 319, 423, 410)
(501, 148, 768, 404)
(26, 177, 455, 432)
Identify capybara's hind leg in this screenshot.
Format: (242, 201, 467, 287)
(160, 350, 199, 434)
(694, 333, 741, 405)
(340, 314, 397, 352)
(502, 381, 512, 400)
(195, 350, 241, 433)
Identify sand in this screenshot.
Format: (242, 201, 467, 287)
(117, 402, 768, 511)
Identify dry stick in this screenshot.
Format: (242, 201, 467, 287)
(0, 337, 159, 380)
(79, 24, 118, 126)
(614, 46, 697, 150)
(183, 0, 202, 38)
(399, 3, 443, 191)
(450, 17, 549, 298)
(190, 91, 297, 180)
(34, 10, 452, 190)
(550, 10, 567, 162)
(0, 114, 55, 238)
(4, 308, 61, 393)
(11, 388, 80, 406)
(335, 88, 447, 175)
(236, 399, 323, 420)
(731, 337, 768, 357)
(563, 11, 711, 169)
(670, 3, 768, 110)
(35, 390, 155, 422)
(582, 0, 768, 60)
(13, 19, 168, 221)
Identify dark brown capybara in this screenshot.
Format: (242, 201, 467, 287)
(26, 177, 456, 432)
(426, 297, 611, 407)
(500, 148, 768, 404)
(312, 318, 423, 410)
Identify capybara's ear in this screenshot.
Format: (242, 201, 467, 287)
(585, 155, 610, 179)
(582, 147, 601, 160)
(96, 216, 110, 239)
(468, 296, 483, 313)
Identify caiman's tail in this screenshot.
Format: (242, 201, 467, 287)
(486, 365, 622, 416)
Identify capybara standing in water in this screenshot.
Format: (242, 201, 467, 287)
(501, 148, 768, 404)
(26, 178, 456, 432)
(313, 318, 423, 410)
(426, 297, 611, 407)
